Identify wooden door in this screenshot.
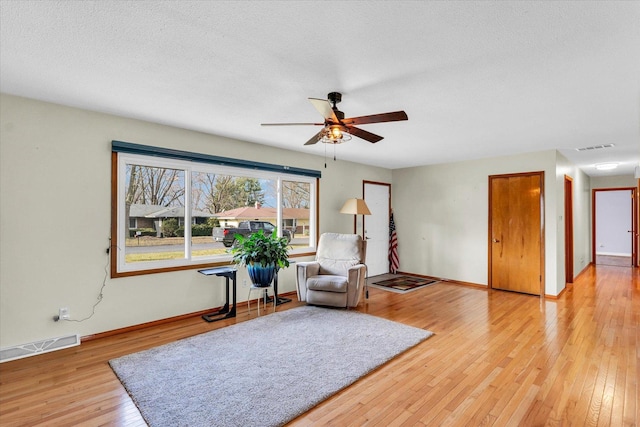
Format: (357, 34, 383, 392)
(564, 175, 574, 283)
(489, 172, 544, 295)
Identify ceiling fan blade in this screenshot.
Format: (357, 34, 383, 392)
(304, 130, 324, 145)
(346, 126, 384, 143)
(308, 98, 339, 122)
(261, 122, 324, 126)
(342, 111, 408, 126)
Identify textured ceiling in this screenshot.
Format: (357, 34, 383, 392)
(1, 1, 639, 177)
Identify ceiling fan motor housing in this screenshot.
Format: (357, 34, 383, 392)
(327, 92, 342, 105)
(327, 92, 345, 119)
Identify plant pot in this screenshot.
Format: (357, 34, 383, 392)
(247, 263, 276, 287)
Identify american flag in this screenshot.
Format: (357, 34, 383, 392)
(389, 212, 399, 274)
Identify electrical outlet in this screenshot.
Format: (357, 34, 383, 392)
(59, 307, 70, 320)
(243, 279, 248, 287)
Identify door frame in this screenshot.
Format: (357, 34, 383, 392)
(564, 175, 574, 283)
(361, 180, 391, 236)
(592, 187, 638, 266)
(362, 181, 391, 275)
(488, 171, 545, 296)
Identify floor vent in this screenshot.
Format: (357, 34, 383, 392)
(0, 334, 79, 363)
(575, 143, 615, 151)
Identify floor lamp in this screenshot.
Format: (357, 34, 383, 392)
(340, 198, 371, 298)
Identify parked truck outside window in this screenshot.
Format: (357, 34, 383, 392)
(212, 220, 292, 247)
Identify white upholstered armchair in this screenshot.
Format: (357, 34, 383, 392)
(296, 233, 367, 308)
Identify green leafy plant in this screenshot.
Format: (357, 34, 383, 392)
(162, 218, 179, 237)
(175, 224, 214, 237)
(231, 229, 290, 269)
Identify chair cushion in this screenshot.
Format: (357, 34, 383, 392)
(307, 275, 348, 293)
(316, 233, 363, 276)
(318, 259, 359, 276)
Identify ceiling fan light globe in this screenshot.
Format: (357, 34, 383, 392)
(320, 125, 351, 144)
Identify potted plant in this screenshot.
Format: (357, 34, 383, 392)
(231, 229, 290, 287)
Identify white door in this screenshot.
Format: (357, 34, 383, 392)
(363, 182, 390, 276)
(595, 189, 633, 264)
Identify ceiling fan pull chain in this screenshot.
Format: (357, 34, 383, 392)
(324, 142, 327, 168)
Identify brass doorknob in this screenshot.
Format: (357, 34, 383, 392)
(492, 238, 500, 243)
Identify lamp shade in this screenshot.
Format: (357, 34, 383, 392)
(340, 198, 371, 215)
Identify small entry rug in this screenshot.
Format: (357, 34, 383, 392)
(109, 306, 433, 427)
(370, 275, 439, 293)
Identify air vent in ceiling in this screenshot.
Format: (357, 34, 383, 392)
(575, 144, 615, 152)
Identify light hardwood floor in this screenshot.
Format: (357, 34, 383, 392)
(0, 263, 638, 426)
(596, 255, 633, 268)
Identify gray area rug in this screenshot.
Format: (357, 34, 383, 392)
(109, 306, 433, 427)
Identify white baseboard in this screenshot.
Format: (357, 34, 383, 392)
(596, 252, 632, 257)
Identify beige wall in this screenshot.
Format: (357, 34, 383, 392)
(390, 151, 632, 297)
(590, 174, 637, 189)
(0, 94, 391, 348)
(556, 151, 592, 284)
(392, 150, 571, 296)
(2, 93, 634, 349)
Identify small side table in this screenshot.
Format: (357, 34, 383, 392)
(198, 267, 237, 322)
(247, 285, 275, 316)
(271, 264, 294, 306)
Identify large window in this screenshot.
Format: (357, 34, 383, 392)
(111, 143, 318, 276)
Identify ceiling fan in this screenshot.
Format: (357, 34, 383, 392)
(261, 92, 408, 145)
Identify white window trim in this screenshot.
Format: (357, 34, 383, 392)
(115, 153, 317, 275)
